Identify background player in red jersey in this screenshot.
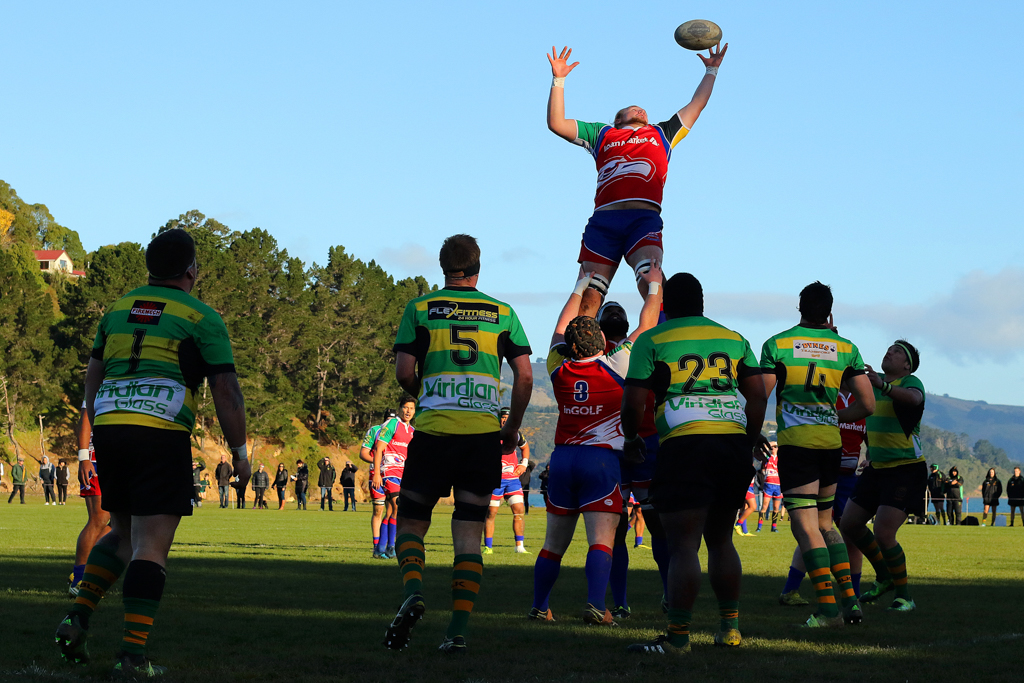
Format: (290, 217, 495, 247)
(483, 408, 531, 554)
(546, 44, 726, 317)
(529, 265, 661, 625)
(373, 397, 416, 560)
(757, 443, 783, 532)
(360, 408, 397, 558)
(68, 404, 111, 598)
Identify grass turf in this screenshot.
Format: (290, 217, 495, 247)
(2, 498, 1024, 682)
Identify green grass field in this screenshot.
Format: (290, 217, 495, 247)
(3, 496, 1024, 682)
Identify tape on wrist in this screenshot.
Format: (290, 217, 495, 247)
(573, 275, 592, 297)
(552, 76, 565, 88)
(647, 281, 661, 296)
(520, 458, 529, 467)
(77, 449, 90, 462)
(705, 66, 719, 76)
(231, 444, 248, 461)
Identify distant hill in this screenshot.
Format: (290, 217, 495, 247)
(507, 361, 1023, 483)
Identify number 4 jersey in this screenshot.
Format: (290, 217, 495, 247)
(91, 284, 235, 433)
(393, 286, 531, 436)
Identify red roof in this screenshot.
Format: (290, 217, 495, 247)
(72, 270, 86, 277)
(33, 250, 68, 260)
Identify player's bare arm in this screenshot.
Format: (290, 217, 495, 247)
(620, 385, 649, 464)
(676, 43, 728, 129)
(737, 373, 770, 458)
(372, 438, 386, 490)
(83, 357, 104, 426)
(626, 260, 664, 343)
(502, 354, 533, 455)
(837, 373, 877, 423)
(514, 440, 531, 477)
(550, 272, 591, 348)
(76, 409, 95, 488)
(864, 363, 923, 406)
(546, 46, 580, 142)
(395, 352, 419, 397)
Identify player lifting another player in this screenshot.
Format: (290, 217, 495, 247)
(483, 408, 531, 554)
(546, 42, 726, 317)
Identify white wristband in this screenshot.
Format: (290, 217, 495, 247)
(573, 274, 592, 297)
(648, 281, 661, 296)
(705, 66, 719, 77)
(520, 458, 529, 467)
(552, 77, 565, 88)
(77, 449, 91, 462)
(231, 444, 248, 461)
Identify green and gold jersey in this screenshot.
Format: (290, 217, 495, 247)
(393, 286, 531, 436)
(867, 374, 925, 468)
(759, 325, 865, 450)
(91, 285, 235, 433)
(626, 316, 761, 443)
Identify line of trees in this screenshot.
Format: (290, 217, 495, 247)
(1, 181, 432, 463)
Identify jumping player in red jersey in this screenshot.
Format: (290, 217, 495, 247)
(779, 383, 867, 607)
(361, 408, 398, 558)
(757, 443, 783, 532)
(68, 403, 111, 598)
(546, 43, 727, 317)
(529, 265, 662, 625)
(373, 397, 416, 560)
(483, 408, 531, 554)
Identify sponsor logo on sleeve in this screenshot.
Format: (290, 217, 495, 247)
(792, 340, 838, 362)
(127, 301, 167, 325)
(427, 301, 499, 324)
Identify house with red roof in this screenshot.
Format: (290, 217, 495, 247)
(33, 250, 85, 277)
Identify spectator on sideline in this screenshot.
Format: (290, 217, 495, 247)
(927, 464, 946, 525)
(7, 457, 26, 504)
(274, 463, 289, 510)
(40, 456, 57, 506)
(945, 466, 963, 525)
(1007, 467, 1024, 527)
(192, 460, 206, 507)
(538, 463, 550, 507)
(340, 462, 357, 512)
(215, 455, 233, 508)
(520, 461, 536, 514)
(252, 464, 269, 509)
(318, 456, 336, 511)
(293, 459, 309, 510)
(981, 469, 1002, 526)
(56, 461, 70, 505)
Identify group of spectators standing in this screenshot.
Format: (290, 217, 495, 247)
(201, 454, 361, 512)
(926, 464, 1024, 526)
(5, 456, 71, 505)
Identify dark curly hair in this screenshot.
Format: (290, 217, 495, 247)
(564, 315, 604, 359)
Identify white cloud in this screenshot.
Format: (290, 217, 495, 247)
(377, 242, 434, 275)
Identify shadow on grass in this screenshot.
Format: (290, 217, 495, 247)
(3, 550, 1024, 683)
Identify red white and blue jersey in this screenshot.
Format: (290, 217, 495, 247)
(764, 454, 781, 486)
(605, 339, 657, 438)
(377, 418, 414, 479)
(546, 341, 631, 449)
(573, 115, 689, 210)
(501, 434, 528, 480)
(838, 391, 866, 475)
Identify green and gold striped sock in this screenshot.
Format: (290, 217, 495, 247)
(718, 600, 739, 631)
(396, 534, 425, 599)
(446, 553, 482, 639)
(826, 542, 858, 609)
(69, 541, 126, 628)
(120, 560, 166, 656)
(802, 547, 839, 618)
(881, 543, 910, 600)
(852, 527, 889, 582)
(666, 608, 692, 647)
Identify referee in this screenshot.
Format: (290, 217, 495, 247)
(55, 229, 249, 676)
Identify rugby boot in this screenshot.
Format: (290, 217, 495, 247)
(112, 653, 167, 679)
(713, 628, 742, 647)
(611, 605, 632, 620)
(626, 634, 689, 655)
(860, 579, 895, 604)
(383, 592, 426, 650)
(886, 597, 917, 612)
(438, 635, 467, 654)
(481, 547, 494, 555)
(581, 603, 617, 626)
(527, 607, 555, 622)
(54, 614, 89, 665)
(843, 601, 864, 625)
(801, 613, 845, 628)
(778, 590, 810, 607)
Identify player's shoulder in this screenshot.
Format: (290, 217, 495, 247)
(894, 373, 925, 392)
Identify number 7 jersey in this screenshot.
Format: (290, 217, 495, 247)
(759, 325, 865, 450)
(393, 286, 531, 436)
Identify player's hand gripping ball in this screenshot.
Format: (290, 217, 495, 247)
(674, 20, 723, 50)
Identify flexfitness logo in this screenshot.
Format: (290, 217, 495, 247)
(427, 300, 499, 324)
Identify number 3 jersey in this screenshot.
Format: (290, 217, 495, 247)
(394, 286, 531, 436)
(91, 285, 235, 433)
(625, 316, 761, 444)
(547, 341, 632, 450)
(759, 325, 865, 450)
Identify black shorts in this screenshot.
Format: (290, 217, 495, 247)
(401, 431, 502, 500)
(850, 461, 927, 517)
(777, 445, 841, 492)
(650, 434, 753, 514)
(93, 425, 195, 517)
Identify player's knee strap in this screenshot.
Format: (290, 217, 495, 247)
(373, 498, 385, 506)
(587, 273, 610, 297)
(452, 500, 489, 522)
(783, 495, 817, 511)
(632, 259, 652, 284)
(397, 496, 433, 521)
(816, 492, 836, 511)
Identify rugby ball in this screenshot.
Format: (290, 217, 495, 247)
(674, 20, 722, 51)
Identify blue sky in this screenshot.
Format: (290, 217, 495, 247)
(5, 1, 1023, 404)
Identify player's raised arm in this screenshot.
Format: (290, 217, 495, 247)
(627, 260, 664, 342)
(676, 42, 728, 130)
(550, 272, 592, 347)
(546, 46, 580, 142)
